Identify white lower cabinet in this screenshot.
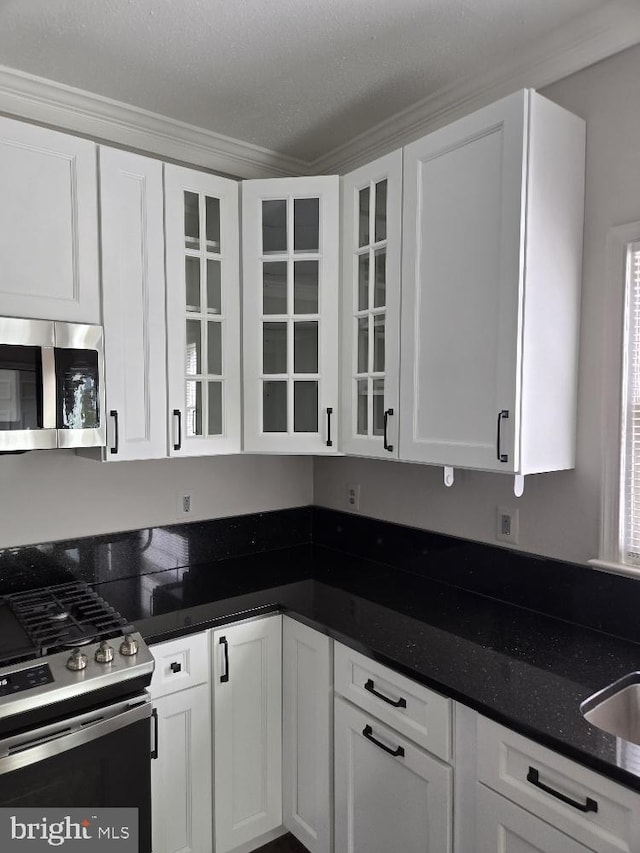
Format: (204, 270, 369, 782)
(151, 685, 213, 853)
(460, 710, 640, 853)
(283, 616, 333, 853)
(334, 697, 452, 853)
(476, 784, 592, 853)
(150, 632, 212, 853)
(213, 616, 283, 853)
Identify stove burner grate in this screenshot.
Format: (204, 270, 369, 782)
(6, 582, 132, 655)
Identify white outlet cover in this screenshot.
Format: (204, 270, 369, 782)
(177, 490, 194, 516)
(347, 483, 360, 512)
(496, 506, 519, 544)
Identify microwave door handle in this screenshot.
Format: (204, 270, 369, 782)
(41, 346, 57, 431)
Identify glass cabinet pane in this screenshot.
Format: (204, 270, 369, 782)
(263, 323, 287, 374)
(263, 262, 287, 314)
(294, 322, 318, 373)
(185, 257, 201, 312)
(186, 380, 202, 436)
(357, 318, 368, 374)
(294, 198, 319, 252)
(373, 315, 385, 372)
(373, 379, 385, 435)
(184, 191, 200, 249)
(374, 250, 386, 308)
(263, 381, 287, 432)
(374, 180, 387, 242)
(205, 196, 221, 252)
(0, 345, 42, 430)
(186, 320, 201, 374)
(208, 382, 222, 435)
(358, 255, 369, 311)
(356, 379, 368, 435)
(208, 322, 222, 375)
(262, 200, 287, 254)
(294, 381, 318, 432)
(294, 261, 318, 314)
(358, 187, 370, 247)
(206, 260, 222, 314)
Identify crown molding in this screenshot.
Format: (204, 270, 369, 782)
(311, 0, 640, 175)
(0, 64, 307, 179)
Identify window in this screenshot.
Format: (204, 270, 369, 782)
(593, 223, 640, 575)
(620, 242, 640, 566)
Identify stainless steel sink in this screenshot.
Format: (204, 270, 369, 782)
(581, 672, 640, 745)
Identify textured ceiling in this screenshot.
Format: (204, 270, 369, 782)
(0, 0, 612, 161)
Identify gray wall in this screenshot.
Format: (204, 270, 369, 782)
(0, 453, 312, 547)
(314, 43, 640, 566)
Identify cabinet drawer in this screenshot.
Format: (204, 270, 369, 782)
(150, 631, 209, 698)
(476, 716, 640, 853)
(334, 642, 451, 761)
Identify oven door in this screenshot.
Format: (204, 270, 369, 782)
(0, 695, 152, 853)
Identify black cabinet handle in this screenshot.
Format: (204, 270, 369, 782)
(151, 707, 159, 760)
(326, 407, 333, 448)
(526, 767, 598, 813)
(383, 408, 394, 452)
(365, 678, 406, 708)
(170, 662, 182, 674)
(362, 724, 405, 757)
(173, 409, 182, 451)
(496, 409, 509, 463)
(219, 636, 229, 683)
(110, 410, 119, 455)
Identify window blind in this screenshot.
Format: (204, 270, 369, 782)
(621, 242, 640, 564)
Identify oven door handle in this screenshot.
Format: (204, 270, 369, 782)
(0, 697, 151, 776)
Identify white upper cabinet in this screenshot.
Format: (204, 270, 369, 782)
(400, 90, 585, 475)
(99, 147, 167, 461)
(0, 115, 100, 323)
(164, 165, 241, 456)
(242, 176, 340, 454)
(341, 150, 403, 459)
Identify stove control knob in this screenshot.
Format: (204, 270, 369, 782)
(119, 634, 138, 657)
(95, 641, 115, 664)
(67, 648, 88, 672)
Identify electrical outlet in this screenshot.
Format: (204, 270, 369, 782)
(178, 491, 193, 516)
(346, 483, 360, 512)
(496, 506, 519, 544)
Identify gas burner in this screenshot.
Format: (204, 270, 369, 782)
(5, 582, 132, 657)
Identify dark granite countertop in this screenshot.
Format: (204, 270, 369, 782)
(93, 542, 640, 795)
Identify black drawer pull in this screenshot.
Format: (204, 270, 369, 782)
(326, 407, 333, 448)
(526, 767, 598, 813)
(170, 662, 182, 673)
(365, 678, 407, 708)
(151, 707, 159, 760)
(496, 409, 509, 463)
(362, 724, 404, 757)
(110, 410, 119, 455)
(383, 408, 394, 452)
(219, 636, 229, 683)
(173, 409, 182, 451)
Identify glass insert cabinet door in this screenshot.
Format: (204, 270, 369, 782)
(164, 165, 241, 456)
(242, 176, 339, 453)
(341, 149, 402, 458)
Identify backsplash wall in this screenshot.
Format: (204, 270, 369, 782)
(0, 452, 313, 548)
(314, 43, 640, 567)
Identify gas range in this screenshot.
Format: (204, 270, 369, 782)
(0, 581, 154, 726)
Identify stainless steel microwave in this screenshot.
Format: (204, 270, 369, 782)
(0, 317, 105, 451)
